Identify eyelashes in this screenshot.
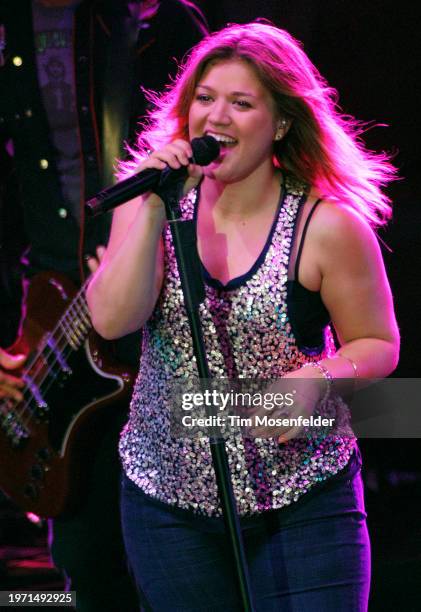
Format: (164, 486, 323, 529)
(194, 94, 253, 109)
(195, 94, 212, 103)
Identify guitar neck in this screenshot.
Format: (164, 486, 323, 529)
(24, 279, 93, 385)
(55, 279, 92, 351)
(1, 277, 94, 445)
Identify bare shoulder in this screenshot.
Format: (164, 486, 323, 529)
(307, 199, 384, 278)
(313, 198, 379, 249)
(313, 199, 374, 240)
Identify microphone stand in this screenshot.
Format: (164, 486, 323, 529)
(155, 172, 256, 611)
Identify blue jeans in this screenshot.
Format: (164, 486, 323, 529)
(121, 454, 370, 611)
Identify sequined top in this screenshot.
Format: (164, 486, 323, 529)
(119, 174, 356, 517)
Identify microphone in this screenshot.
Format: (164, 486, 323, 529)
(85, 135, 220, 217)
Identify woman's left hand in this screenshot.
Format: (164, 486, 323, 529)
(246, 371, 327, 442)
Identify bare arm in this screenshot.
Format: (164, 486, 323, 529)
(86, 140, 200, 339)
(253, 202, 400, 441)
(316, 203, 399, 378)
(86, 192, 166, 340)
(285, 200, 399, 381)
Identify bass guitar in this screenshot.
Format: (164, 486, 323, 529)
(0, 271, 134, 517)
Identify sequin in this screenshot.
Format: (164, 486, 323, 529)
(119, 175, 355, 517)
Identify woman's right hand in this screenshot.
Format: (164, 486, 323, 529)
(139, 139, 203, 207)
(87, 139, 202, 340)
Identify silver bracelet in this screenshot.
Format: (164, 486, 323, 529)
(301, 361, 333, 403)
(336, 352, 359, 378)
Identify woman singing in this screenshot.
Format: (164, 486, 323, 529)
(87, 22, 399, 611)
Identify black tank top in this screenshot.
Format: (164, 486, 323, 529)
(287, 197, 330, 355)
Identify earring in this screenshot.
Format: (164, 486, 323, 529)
(275, 120, 287, 141)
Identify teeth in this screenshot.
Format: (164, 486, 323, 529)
(208, 133, 237, 144)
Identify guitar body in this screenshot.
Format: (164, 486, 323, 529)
(0, 272, 135, 517)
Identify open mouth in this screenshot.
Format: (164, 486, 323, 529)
(206, 133, 238, 149)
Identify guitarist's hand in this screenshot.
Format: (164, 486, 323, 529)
(0, 347, 25, 401)
(85, 245, 106, 274)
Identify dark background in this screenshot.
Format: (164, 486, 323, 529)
(1, 1, 421, 608)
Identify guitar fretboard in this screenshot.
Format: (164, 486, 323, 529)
(0, 279, 93, 445)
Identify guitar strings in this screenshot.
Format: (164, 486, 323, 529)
(14, 287, 88, 428)
(8, 279, 92, 432)
(19, 285, 91, 426)
(16, 302, 90, 432)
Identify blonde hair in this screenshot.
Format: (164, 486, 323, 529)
(120, 22, 396, 227)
